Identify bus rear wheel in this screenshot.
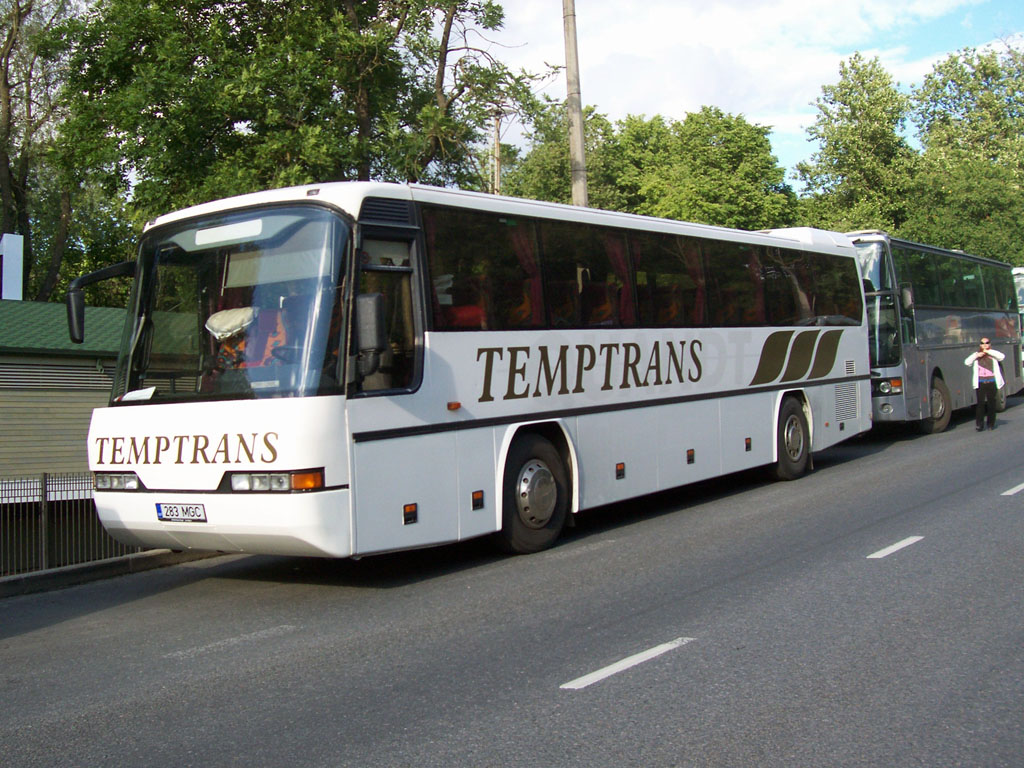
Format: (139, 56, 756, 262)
(996, 386, 1007, 412)
(919, 377, 951, 434)
(497, 434, 569, 554)
(774, 397, 810, 481)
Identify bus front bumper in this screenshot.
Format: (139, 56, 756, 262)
(95, 488, 353, 558)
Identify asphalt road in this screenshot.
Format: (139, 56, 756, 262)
(3, 402, 1024, 767)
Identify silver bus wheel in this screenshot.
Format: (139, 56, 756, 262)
(774, 397, 810, 481)
(497, 434, 569, 554)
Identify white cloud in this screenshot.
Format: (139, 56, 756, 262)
(487, 0, 1015, 171)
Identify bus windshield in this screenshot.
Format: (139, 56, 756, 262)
(113, 205, 349, 403)
(866, 293, 901, 367)
(853, 241, 892, 293)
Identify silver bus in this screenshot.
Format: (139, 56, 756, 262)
(849, 231, 1022, 432)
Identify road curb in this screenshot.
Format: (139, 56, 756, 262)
(0, 550, 222, 599)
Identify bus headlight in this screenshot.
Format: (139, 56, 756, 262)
(874, 377, 903, 395)
(94, 472, 141, 491)
(227, 469, 324, 492)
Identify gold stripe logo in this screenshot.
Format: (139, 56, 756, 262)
(749, 329, 844, 386)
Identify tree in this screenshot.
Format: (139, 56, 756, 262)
(60, 0, 545, 222)
(506, 104, 795, 230)
(902, 44, 1024, 263)
(796, 52, 915, 232)
(637, 107, 796, 230)
(501, 98, 623, 210)
(1, 0, 76, 300)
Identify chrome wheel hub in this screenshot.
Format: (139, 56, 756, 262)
(515, 460, 556, 529)
(783, 415, 805, 461)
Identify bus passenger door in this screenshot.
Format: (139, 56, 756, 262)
(347, 234, 460, 554)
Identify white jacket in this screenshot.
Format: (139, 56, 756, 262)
(964, 347, 1005, 389)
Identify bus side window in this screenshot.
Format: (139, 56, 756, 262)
(357, 240, 415, 392)
(422, 205, 543, 331)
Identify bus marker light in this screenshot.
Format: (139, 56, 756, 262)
(472, 490, 484, 510)
(403, 503, 418, 525)
(744, 438, 751, 452)
(686, 449, 695, 465)
(615, 463, 625, 480)
(447, 401, 462, 411)
(291, 470, 324, 491)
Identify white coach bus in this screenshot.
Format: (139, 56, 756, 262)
(68, 183, 871, 558)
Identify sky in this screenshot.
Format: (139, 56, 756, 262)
(484, 0, 1024, 181)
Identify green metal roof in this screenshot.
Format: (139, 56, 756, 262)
(0, 300, 125, 357)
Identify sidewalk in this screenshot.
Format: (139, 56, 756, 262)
(0, 550, 222, 599)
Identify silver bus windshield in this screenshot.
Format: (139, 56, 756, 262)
(853, 241, 892, 293)
(114, 205, 349, 402)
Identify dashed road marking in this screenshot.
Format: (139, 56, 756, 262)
(164, 625, 298, 659)
(867, 536, 923, 559)
(560, 636, 694, 690)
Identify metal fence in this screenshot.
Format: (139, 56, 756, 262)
(1, 473, 142, 578)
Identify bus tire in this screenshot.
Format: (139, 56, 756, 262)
(497, 434, 569, 554)
(774, 397, 810, 481)
(919, 377, 951, 434)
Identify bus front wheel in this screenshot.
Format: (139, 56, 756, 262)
(774, 397, 810, 481)
(919, 377, 951, 434)
(497, 434, 569, 554)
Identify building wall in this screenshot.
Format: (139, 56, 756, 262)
(0, 359, 114, 475)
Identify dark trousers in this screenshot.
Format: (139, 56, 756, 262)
(976, 380, 998, 428)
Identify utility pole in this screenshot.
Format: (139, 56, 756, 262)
(492, 109, 502, 194)
(562, 0, 588, 206)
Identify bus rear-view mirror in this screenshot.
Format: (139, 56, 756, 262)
(356, 292, 387, 378)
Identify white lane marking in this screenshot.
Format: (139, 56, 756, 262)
(1001, 481, 1024, 496)
(164, 625, 299, 659)
(560, 637, 694, 691)
(867, 536, 924, 559)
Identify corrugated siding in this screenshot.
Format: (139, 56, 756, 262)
(0, 362, 115, 389)
(0, 389, 109, 474)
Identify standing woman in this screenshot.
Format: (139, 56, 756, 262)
(964, 338, 1005, 431)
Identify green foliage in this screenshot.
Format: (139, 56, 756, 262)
(637, 107, 796, 230)
(796, 53, 915, 232)
(502, 98, 624, 211)
(505, 102, 795, 230)
(797, 44, 1024, 265)
(9, 0, 1023, 307)
(1, 0, 77, 299)
(59, 0, 546, 221)
(899, 45, 1024, 264)
(901, 149, 1024, 264)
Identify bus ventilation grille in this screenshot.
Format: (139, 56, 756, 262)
(359, 198, 413, 225)
(845, 360, 856, 375)
(835, 382, 858, 421)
